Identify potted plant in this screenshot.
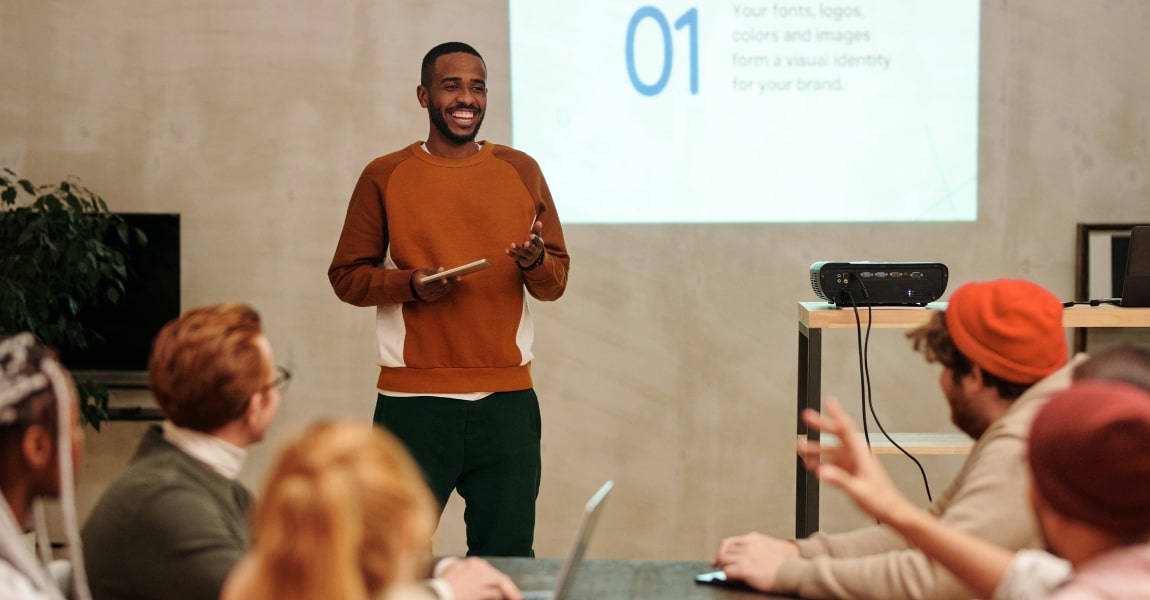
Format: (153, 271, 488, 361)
(0, 167, 146, 430)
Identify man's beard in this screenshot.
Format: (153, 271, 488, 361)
(428, 99, 484, 144)
(948, 395, 989, 439)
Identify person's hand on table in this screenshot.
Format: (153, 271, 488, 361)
(438, 557, 522, 600)
(711, 532, 799, 592)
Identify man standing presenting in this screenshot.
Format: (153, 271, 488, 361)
(329, 41, 569, 557)
(713, 279, 1073, 599)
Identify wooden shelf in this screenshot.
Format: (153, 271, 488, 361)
(800, 302, 945, 329)
(800, 301, 1150, 329)
(795, 302, 1150, 537)
(798, 433, 973, 455)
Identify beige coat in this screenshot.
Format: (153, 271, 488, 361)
(773, 357, 1083, 599)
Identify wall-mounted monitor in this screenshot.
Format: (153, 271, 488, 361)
(66, 213, 180, 387)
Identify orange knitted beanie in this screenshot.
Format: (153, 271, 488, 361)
(944, 279, 1067, 384)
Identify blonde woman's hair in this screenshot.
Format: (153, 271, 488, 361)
(246, 421, 437, 600)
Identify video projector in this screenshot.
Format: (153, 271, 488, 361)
(810, 261, 949, 307)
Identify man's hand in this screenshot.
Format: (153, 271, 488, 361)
(411, 268, 456, 302)
(438, 557, 522, 600)
(796, 397, 915, 524)
(507, 219, 545, 269)
(711, 532, 798, 592)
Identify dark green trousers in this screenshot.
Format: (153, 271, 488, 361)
(374, 389, 541, 557)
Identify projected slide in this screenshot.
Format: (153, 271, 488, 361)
(508, 1, 979, 223)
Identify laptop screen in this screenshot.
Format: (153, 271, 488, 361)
(1121, 225, 1150, 307)
(522, 480, 614, 600)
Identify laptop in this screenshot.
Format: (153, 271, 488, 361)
(521, 480, 614, 600)
(1118, 225, 1150, 307)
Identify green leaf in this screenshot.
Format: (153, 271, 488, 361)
(0, 169, 144, 431)
(42, 194, 62, 212)
(64, 192, 82, 212)
(74, 377, 110, 431)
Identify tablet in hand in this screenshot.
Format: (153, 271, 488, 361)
(418, 259, 493, 284)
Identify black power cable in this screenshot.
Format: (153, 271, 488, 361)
(845, 281, 934, 504)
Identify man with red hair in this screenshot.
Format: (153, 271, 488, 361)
(81, 304, 521, 600)
(81, 304, 284, 600)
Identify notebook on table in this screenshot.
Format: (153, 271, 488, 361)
(521, 480, 614, 600)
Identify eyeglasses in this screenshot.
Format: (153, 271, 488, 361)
(265, 365, 292, 394)
(230, 366, 293, 419)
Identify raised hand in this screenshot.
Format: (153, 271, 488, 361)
(507, 219, 545, 269)
(796, 397, 913, 523)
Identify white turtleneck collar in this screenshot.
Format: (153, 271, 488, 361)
(161, 421, 247, 480)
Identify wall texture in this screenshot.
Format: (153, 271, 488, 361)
(2, 0, 1148, 561)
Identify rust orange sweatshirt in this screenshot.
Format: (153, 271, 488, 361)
(329, 141, 569, 393)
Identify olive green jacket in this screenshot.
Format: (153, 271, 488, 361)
(82, 425, 252, 600)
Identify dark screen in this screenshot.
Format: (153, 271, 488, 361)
(1112, 235, 1130, 297)
(63, 213, 180, 373)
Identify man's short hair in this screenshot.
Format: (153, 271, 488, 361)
(1073, 343, 1150, 391)
(148, 303, 266, 432)
(908, 312, 1030, 399)
(420, 41, 484, 88)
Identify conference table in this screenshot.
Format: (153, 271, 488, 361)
(486, 557, 793, 599)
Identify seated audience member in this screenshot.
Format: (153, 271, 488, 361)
(223, 421, 517, 600)
(81, 304, 282, 600)
(0, 334, 90, 600)
(801, 379, 1150, 599)
(81, 303, 520, 600)
(798, 344, 1150, 600)
(1072, 342, 1150, 390)
(713, 279, 1075, 599)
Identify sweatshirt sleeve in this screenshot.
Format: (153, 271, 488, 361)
(328, 159, 419, 307)
(497, 146, 569, 301)
(521, 207, 569, 302)
(774, 432, 1038, 599)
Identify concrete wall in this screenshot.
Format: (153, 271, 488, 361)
(2, 0, 1148, 561)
